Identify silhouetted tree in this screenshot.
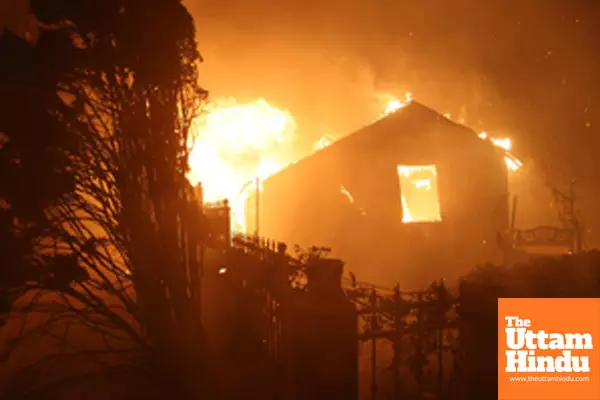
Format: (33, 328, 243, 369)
(0, 29, 86, 323)
(0, 1, 207, 397)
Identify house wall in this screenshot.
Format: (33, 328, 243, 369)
(247, 114, 508, 288)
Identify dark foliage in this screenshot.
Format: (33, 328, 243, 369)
(0, 29, 86, 322)
(0, 1, 207, 398)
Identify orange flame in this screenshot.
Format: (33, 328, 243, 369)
(187, 97, 295, 231)
(314, 134, 336, 151)
(477, 131, 523, 171)
(397, 165, 441, 223)
(377, 96, 523, 173)
(377, 92, 412, 120)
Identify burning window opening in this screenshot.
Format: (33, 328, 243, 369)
(397, 165, 442, 223)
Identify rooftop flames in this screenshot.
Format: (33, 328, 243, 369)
(314, 134, 336, 151)
(315, 95, 523, 173)
(477, 132, 523, 171)
(378, 92, 413, 119)
(187, 93, 523, 234)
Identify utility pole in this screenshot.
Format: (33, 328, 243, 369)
(255, 176, 260, 239)
(510, 195, 518, 233)
(569, 179, 583, 253)
(195, 182, 204, 205)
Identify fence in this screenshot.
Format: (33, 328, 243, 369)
(343, 278, 460, 400)
(220, 235, 466, 400)
(219, 235, 358, 400)
(201, 202, 599, 400)
(213, 232, 464, 400)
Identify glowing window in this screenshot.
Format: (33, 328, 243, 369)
(397, 165, 442, 223)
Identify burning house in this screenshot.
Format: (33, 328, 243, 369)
(245, 101, 510, 288)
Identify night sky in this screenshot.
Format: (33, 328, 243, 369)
(3, 0, 600, 243)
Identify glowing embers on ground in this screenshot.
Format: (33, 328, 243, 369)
(397, 165, 442, 223)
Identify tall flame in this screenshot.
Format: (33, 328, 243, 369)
(187, 97, 296, 231)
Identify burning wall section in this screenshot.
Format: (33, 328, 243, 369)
(248, 102, 509, 288)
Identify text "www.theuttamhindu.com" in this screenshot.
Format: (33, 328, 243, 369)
(508, 376, 590, 383)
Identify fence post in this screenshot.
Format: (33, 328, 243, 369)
(392, 285, 402, 399)
(369, 288, 378, 400)
(458, 280, 499, 400)
(416, 291, 424, 394)
(280, 258, 358, 400)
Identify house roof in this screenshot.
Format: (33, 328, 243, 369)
(265, 101, 494, 182)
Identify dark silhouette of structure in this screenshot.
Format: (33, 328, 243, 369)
(247, 102, 509, 287)
(202, 235, 358, 400)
